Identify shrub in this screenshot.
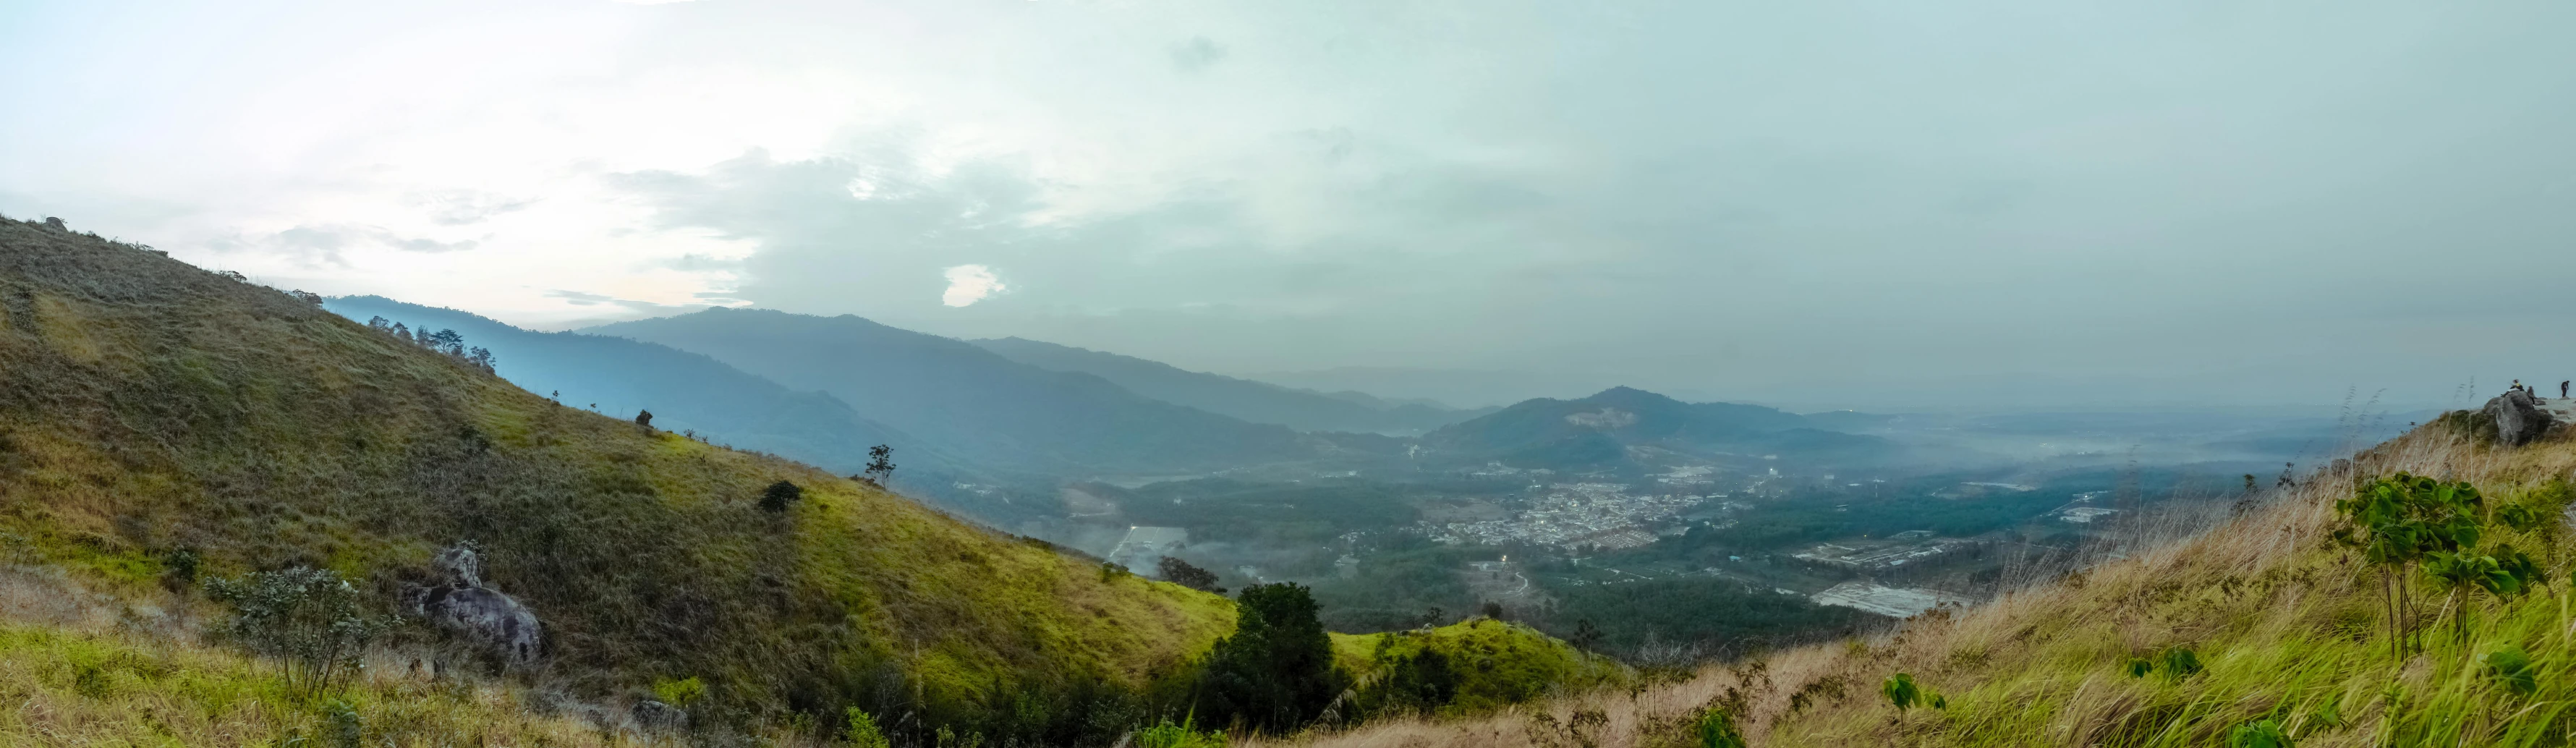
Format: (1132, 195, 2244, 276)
(652, 676, 706, 707)
(760, 480, 803, 512)
(1880, 673, 1921, 713)
(203, 567, 394, 702)
(2481, 645, 2537, 697)
(1196, 583, 1345, 733)
(1693, 707, 1747, 748)
(1133, 715, 1226, 748)
(843, 707, 891, 748)
(1157, 556, 1225, 593)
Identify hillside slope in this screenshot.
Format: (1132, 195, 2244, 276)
(588, 308, 1354, 475)
(0, 218, 1232, 738)
(1259, 415, 2576, 747)
(969, 336, 1483, 435)
(317, 296, 1040, 522)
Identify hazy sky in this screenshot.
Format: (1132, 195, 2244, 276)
(6, 1, 2572, 409)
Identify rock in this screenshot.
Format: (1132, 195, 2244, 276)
(407, 545, 543, 666)
(633, 699, 689, 732)
(2482, 389, 2556, 446)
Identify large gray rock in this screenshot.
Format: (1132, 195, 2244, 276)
(2482, 389, 2556, 446)
(407, 545, 543, 666)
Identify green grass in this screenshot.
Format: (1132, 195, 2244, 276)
(1331, 619, 1628, 715)
(1757, 433, 2576, 747)
(0, 619, 614, 747)
(0, 218, 1234, 740)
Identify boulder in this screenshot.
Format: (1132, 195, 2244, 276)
(407, 545, 543, 666)
(2482, 389, 2556, 447)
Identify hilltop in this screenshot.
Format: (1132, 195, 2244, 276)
(1259, 406, 2576, 747)
(1421, 386, 1900, 470)
(0, 218, 1233, 741)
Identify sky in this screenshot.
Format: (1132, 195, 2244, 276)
(4, 0, 2572, 411)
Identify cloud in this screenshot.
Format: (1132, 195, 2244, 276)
(545, 289, 698, 313)
(1168, 37, 1226, 72)
(261, 224, 480, 265)
(414, 190, 537, 226)
(941, 264, 1007, 307)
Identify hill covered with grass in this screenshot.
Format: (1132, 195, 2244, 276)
(1265, 415, 2576, 747)
(0, 217, 1233, 741)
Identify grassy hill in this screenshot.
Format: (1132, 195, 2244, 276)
(1260, 417, 2576, 747)
(0, 217, 1232, 741)
(1330, 619, 1628, 716)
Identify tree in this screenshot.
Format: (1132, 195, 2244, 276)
(1197, 583, 1345, 733)
(1157, 556, 1225, 593)
(204, 567, 394, 701)
(2332, 472, 2484, 655)
(759, 480, 803, 512)
(864, 444, 897, 485)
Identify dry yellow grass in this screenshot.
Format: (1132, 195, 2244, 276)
(1258, 421, 2576, 747)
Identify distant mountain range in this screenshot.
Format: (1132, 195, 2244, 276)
(1421, 386, 1903, 469)
(324, 297, 965, 482)
(586, 308, 1377, 477)
(969, 336, 1495, 435)
(333, 299, 1902, 486)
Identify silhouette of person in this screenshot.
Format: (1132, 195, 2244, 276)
(2563, 381, 2569, 399)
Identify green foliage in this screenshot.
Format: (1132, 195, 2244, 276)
(2158, 647, 2202, 681)
(1198, 583, 1346, 733)
(1693, 707, 1747, 748)
(322, 697, 365, 748)
(2224, 719, 2290, 748)
(1133, 715, 1227, 748)
(843, 707, 891, 748)
(2478, 645, 2536, 697)
(651, 676, 706, 707)
(2333, 472, 2491, 655)
(1880, 673, 1921, 713)
(758, 479, 803, 512)
(202, 567, 393, 702)
(2123, 656, 2154, 679)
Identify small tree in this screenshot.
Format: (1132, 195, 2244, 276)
(204, 567, 394, 701)
(758, 480, 803, 512)
(1693, 706, 1748, 748)
(1881, 673, 1921, 713)
(1197, 583, 1345, 732)
(864, 444, 897, 484)
(1157, 556, 1225, 594)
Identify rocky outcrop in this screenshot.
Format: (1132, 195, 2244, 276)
(2482, 389, 2557, 447)
(406, 545, 543, 666)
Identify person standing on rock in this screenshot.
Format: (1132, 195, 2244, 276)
(2562, 381, 2569, 399)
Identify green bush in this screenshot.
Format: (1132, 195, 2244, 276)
(1133, 715, 1226, 748)
(1197, 583, 1345, 733)
(843, 707, 890, 748)
(203, 567, 392, 702)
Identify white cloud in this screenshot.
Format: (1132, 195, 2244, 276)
(941, 264, 1006, 307)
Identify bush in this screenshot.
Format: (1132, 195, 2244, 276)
(1133, 715, 1226, 748)
(843, 707, 891, 748)
(1196, 583, 1344, 733)
(1157, 556, 1225, 593)
(760, 480, 803, 512)
(203, 567, 393, 702)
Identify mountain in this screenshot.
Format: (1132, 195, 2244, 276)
(320, 296, 979, 490)
(968, 336, 1489, 434)
(1246, 366, 1602, 409)
(587, 309, 1377, 477)
(1421, 386, 1897, 468)
(0, 218, 1233, 739)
